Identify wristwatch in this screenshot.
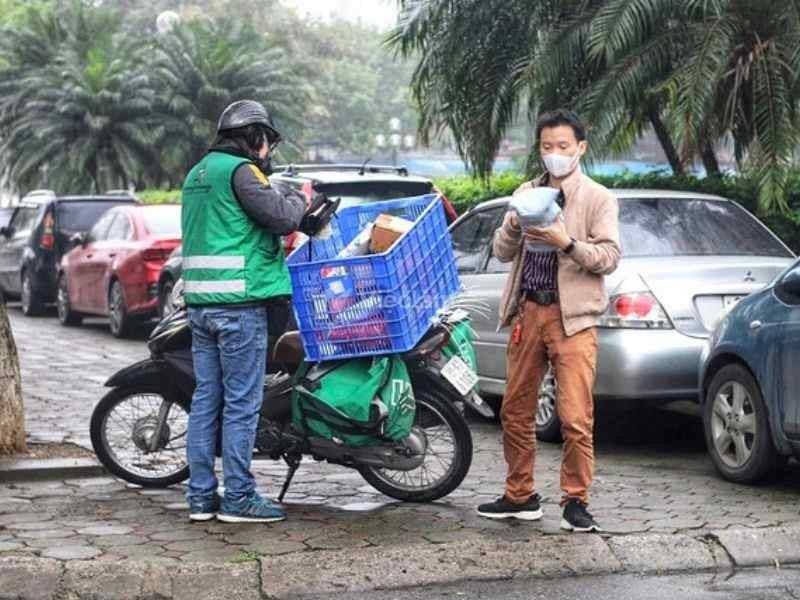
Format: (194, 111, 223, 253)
(564, 238, 577, 254)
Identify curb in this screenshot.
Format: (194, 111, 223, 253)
(0, 457, 107, 482)
(1, 525, 799, 598)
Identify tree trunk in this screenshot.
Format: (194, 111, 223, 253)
(647, 106, 685, 176)
(0, 298, 26, 454)
(87, 157, 100, 194)
(701, 140, 721, 176)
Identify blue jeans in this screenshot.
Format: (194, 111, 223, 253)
(186, 305, 267, 504)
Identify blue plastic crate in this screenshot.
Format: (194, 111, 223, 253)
(287, 195, 461, 361)
(335, 195, 434, 242)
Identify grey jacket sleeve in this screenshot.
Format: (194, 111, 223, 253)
(232, 163, 306, 235)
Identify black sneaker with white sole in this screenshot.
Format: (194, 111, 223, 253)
(477, 494, 543, 521)
(560, 499, 600, 532)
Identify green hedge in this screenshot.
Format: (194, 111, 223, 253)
(433, 172, 526, 213)
(138, 189, 181, 205)
(139, 169, 800, 252)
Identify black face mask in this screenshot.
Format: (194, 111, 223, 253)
(257, 155, 274, 175)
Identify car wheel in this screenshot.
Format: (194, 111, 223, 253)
(158, 277, 174, 318)
(20, 269, 45, 316)
(536, 366, 562, 443)
(108, 280, 132, 338)
(57, 274, 82, 326)
(704, 364, 783, 484)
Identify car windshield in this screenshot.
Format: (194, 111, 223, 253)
(142, 206, 181, 236)
(317, 181, 432, 209)
(620, 198, 793, 258)
(56, 201, 132, 233)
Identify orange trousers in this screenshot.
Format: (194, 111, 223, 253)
(501, 300, 598, 505)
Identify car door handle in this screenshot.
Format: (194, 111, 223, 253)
(108, 253, 117, 258)
(749, 320, 762, 330)
(86, 253, 93, 259)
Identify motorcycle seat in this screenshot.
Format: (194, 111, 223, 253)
(273, 331, 305, 367)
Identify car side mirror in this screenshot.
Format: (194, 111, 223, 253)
(70, 232, 87, 247)
(777, 267, 800, 301)
(0, 226, 12, 238)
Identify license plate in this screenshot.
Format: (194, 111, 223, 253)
(723, 295, 745, 311)
(441, 355, 479, 396)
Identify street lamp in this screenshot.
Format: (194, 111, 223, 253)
(377, 119, 414, 166)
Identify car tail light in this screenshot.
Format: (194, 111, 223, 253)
(40, 211, 55, 250)
(142, 248, 171, 263)
(301, 182, 314, 205)
(432, 186, 458, 223)
(598, 292, 672, 329)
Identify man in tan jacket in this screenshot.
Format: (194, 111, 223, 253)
(477, 109, 621, 532)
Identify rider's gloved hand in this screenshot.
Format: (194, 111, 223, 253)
(299, 192, 338, 237)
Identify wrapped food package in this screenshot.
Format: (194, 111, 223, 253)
(509, 186, 562, 251)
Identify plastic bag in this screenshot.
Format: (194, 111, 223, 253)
(337, 223, 373, 259)
(509, 186, 562, 252)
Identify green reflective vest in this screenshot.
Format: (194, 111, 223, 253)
(180, 151, 292, 306)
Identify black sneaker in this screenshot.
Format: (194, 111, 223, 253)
(477, 494, 543, 521)
(560, 499, 601, 532)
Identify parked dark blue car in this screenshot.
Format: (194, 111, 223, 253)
(700, 258, 800, 483)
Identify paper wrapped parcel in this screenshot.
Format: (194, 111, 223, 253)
(508, 186, 562, 251)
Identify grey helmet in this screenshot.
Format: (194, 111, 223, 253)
(216, 100, 282, 145)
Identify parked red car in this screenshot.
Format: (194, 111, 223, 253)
(58, 204, 181, 337)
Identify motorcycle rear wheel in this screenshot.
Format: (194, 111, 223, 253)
(90, 385, 190, 487)
(359, 391, 473, 502)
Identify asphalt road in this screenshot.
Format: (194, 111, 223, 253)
(312, 567, 800, 600)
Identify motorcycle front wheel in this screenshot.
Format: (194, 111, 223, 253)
(358, 391, 473, 502)
(90, 385, 190, 487)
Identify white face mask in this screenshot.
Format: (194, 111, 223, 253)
(542, 151, 581, 178)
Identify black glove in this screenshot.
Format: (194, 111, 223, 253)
(299, 193, 339, 237)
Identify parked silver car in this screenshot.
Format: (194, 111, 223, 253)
(451, 190, 796, 440)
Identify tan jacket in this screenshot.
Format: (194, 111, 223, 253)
(493, 165, 621, 336)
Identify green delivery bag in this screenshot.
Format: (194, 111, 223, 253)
(292, 356, 416, 447)
(442, 318, 477, 372)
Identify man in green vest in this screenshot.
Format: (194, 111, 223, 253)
(182, 100, 306, 523)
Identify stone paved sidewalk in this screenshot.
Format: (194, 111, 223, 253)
(3, 304, 800, 567)
(2, 420, 800, 564)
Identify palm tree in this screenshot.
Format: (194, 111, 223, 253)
(670, 0, 800, 212)
(391, 0, 800, 212)
(151, 18, 309, 175)
(0, 3, 163, 193)
(534, 0, 689, 175)
(389, 0, 564, 179)
(544, 0, 800, 211)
